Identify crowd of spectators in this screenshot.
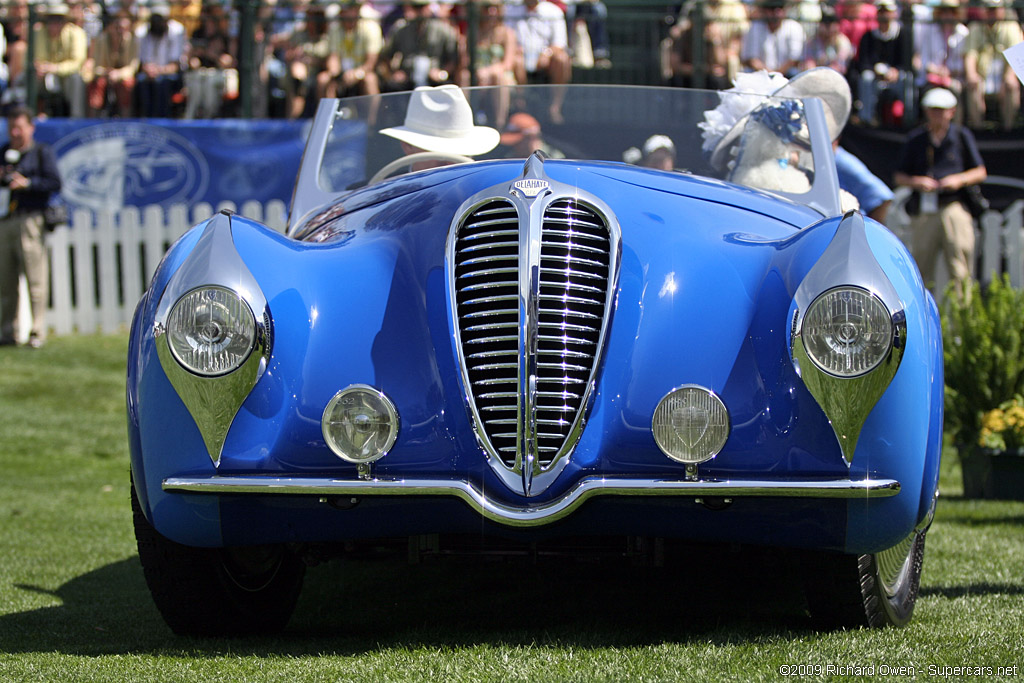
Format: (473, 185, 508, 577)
(0, 0, 1020, 130)
(664, 0, 1023, 130)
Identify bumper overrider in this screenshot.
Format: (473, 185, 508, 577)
(162, 474, 900, 528)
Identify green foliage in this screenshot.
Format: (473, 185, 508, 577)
(941, 275, 1024, 449)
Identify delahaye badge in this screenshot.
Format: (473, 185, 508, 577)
(512, 179, 549, 198)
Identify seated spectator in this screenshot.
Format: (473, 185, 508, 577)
(850, 0, 909, 127)
(915, 0, 968, 107)
(34, 3, 88, 117)
(641, 134, 675, 170)
(283, 2, 332, 118)
(500, 112, 565, 158)
(667, 1, 735, 90)
(508, 0, 571, 123)
(321, 0, 382, 102)
(135, 2, 186, 118)
(837, 0, 877, 59)
(2, 0, 29, 106)
(183, 3, 237, 119)
(380, 84, 499, 174)
(802, 4, 854, 74)
(740, 0, 805, 76)
(378, 0, 460, 92)
(789, 0, 822, 39)
(86, 10, 138, 117)
(963, 0, 1023, 130)
(69, 1, 101, 43)
(457, 0, 518, 127)
(566, 0, 611, 68)
(171, 0, 202, 36)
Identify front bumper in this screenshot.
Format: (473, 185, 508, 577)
(163, 475, 900, 528)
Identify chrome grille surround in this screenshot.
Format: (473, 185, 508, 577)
(448, 156, 621, 497)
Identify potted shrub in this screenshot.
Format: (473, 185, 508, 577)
(942, 275, 1024, 500)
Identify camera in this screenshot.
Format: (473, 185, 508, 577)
(1, 148, 21, 187)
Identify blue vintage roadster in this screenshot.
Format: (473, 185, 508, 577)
(127, 81, 942, 635)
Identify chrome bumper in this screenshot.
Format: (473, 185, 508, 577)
(163, 475, 901, 528)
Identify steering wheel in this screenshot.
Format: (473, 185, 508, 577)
(368, 151, 475, 185)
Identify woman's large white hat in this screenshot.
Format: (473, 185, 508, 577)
(701, 68, 852, 171)
(381, 85, 500, 156)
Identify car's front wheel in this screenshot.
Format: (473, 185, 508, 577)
(131, 480, 306, 636)
(802, 526, 927, 629)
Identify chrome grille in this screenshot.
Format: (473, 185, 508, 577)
(454, 200, 521, 460)
(535, 199, 611, 459)
(453, 197, 612, 469)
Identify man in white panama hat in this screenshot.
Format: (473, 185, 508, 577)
(379, 85, 499, 173)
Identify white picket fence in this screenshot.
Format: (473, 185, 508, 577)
(16, 199, 286, 342)
(14, 184, 1024, 341)
(887, 176, 1024, 293)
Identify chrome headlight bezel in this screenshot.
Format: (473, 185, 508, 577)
(800, 286, 894, 378)
(165, 285, 258, 377)
(322, 385, 400, 464)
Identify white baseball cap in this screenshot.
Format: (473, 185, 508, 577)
(921, 87, 957, 109)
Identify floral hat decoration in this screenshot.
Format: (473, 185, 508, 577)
(699, 68, 851, 172)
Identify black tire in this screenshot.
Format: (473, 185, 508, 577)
(131, 480, 306, 636)
(802, 529, 926, 629)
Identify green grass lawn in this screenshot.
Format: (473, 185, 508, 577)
(1, 335, 1022, 682)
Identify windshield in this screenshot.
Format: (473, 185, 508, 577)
(301, 84, 839, 216)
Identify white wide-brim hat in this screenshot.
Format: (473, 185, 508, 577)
(703, 68, 852, 171)
(380, 85, 500, 157)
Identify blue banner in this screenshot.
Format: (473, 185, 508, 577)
(3, 118, 309, 213)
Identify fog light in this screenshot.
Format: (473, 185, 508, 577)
(652, 385, 730, 464)
(322, 385, 399, 463)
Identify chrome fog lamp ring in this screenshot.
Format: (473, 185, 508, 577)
(166, 285, 258, 377)
(652, 384, 730, 465)
(800, 286, 893, 378)
(322, 385, 400, 463)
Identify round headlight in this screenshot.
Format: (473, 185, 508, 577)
(166, 286, 257, 377)
(801, 287, 892, 377)
(652, 385, 730, 465)
(322, 385, 399, 463)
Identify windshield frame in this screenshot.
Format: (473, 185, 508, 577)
(287, 84, 841, 235)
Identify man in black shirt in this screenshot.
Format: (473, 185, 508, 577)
(894, 87, 987, 291)
(851, 0, 909, 126)
(0, 106, 62, 347)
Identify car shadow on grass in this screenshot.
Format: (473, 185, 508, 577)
(0, 544, 823, 656)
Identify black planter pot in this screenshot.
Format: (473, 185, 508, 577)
(961, 448, 1024, 500)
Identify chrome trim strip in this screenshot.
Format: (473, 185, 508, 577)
(287, 98, 341, 236)
(771, 97, 843, 217)
(162, 475, 901, 528)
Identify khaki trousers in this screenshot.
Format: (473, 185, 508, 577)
(909, 200, 975, 289)
(0, 212, 48, 343)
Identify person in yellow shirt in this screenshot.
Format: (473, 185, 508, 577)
(33, 3, 88, 117)
(964, 0, 1023, 130)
